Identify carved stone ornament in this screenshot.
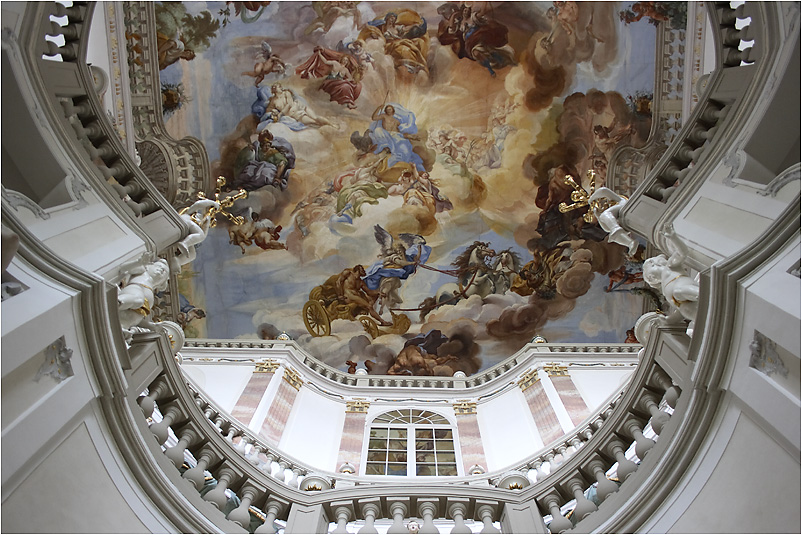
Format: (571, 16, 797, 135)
(749, 331, 788, 378)
(35, 337, 74, 383)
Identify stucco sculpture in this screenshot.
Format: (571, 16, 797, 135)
(588, 186, 639, 256)
(642, 227, 700, 332)
(118, 257, 171, 342)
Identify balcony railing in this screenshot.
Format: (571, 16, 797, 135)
(2, 1, 798, 533)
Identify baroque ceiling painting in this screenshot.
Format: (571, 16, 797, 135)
(154, 1, 666, 376)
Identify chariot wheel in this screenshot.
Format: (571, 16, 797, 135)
(303, 300, 331, 337)
(360, 317, 380, 339)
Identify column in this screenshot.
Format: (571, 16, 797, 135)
(336, 399, 370, 473)
(518, 368, 563, 445)
(230, 360, 279, 426)
(544, 364, 591, 427)
(259, 367, 303, 445)
(453, 401, 487, 475)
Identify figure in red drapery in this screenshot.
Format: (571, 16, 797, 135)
(296, 47, 363, 109)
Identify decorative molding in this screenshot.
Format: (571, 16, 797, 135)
(453, 401, 477, 415)
(345, 399, 370, 413)
(35, 337, 74, 383)
(254, 359, 280, 374)
(283, 367, 303, 391)
(748, 331, 788, 378)
(544, 363, 569, 377)
(757, 164, 801, 197)
(517, 368, 540, 391)
(2, 188, 50, 219)
(66, 173, 92, 209)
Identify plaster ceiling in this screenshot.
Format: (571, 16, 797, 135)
(151, 1, 684, 376)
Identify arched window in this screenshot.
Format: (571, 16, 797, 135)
(365, 409, 458, 476)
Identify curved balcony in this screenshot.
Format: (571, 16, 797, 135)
(1, 1, 799, 533)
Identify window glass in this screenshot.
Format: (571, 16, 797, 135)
(366, 410, 458, 476)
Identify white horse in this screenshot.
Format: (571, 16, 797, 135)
(490, 248, 523, 294)
(427, 242, 497, 311)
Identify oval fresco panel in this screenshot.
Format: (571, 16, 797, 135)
(156, 1, 671, 376)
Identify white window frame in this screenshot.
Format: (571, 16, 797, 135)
(361, 408, 463, 477)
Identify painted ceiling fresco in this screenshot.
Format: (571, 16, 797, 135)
(152, 1, 678, 376)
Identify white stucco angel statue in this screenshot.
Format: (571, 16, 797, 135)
(642, 226, 700, 331)
(117, 257, 171, 343)
(587, 186, 639, 256)
(171, 198, 221, 271)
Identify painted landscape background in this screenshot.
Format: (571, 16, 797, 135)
(152, 1, 668, 376)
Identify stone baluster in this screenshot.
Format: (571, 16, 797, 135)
(625, 418, 655, 460)
(330, 501, 354, 534)
(254, 499, 285, 534)
(223, 425, 238, 443)
(235, 434, 250, 454)
(606, 439, 638, 481)
(475, 502, 500, 534)
(139, 379, 168, 417)
(586, 459, 618, 503)
(543, 451, 556, 473)
(532, 459, 548, 482)
(260, 453, 276, 477)
(447, 499, 471, 534)
(386, 500, 409, 534)
(288, 467, 302, 488)
(183, 448, 218, 491)
(565, 477, 597, 522)
(700, 103, 729, 126)
(150, 405, 180, 445)
(639, 393, 671, 435)
(203, 466, 238, 510)
(275, 460, 290, 484)
(213, 415, 225, 432)
(52, 2, 86, 23)
(228, 484, 261, 528)
(246, 444, 263, 466)
(357, 499, 381, 534)
(541, 494, 572, 534)
(165, 428, 198, 468)
(417, 498, 440, 534)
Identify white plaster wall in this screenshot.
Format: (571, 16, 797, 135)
(180, 364, 253, 413)
(279, 388, 344, 472)
(661, 409, 800, 533)
(2, 420, 165, 533)
(476, 388, 542, 472)
(569, 368, 636, 410)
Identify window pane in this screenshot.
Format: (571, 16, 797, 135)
(438, 452, 456, 463)
(365, 463, 384, 475)
(370, 428, 388, 438)
(435, 440, 454, 451)
(389, 451, 407, 463)
(368, 439, 386, 449)
(435, 429, 452, 439)
(415, 429, 433, 439)
(388, 428, 406, 439)
(366, 450, 386, 462)
(418, 452, 436, 463)
(416, 464, 435, 476)
(416, 440, 434, 451)
(387, 439, 406, 451)
(387, 463, 407, 476)
(438, 464, 458, 476)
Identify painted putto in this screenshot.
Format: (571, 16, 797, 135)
(144, 1, 674, 376)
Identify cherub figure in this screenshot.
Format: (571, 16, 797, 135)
(242, 41, 287, 87)
(172, 198, 221, 271)
(642, 227, 700, 326)
(587, 186, 639, 256)
(117, 258, 171, 342)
